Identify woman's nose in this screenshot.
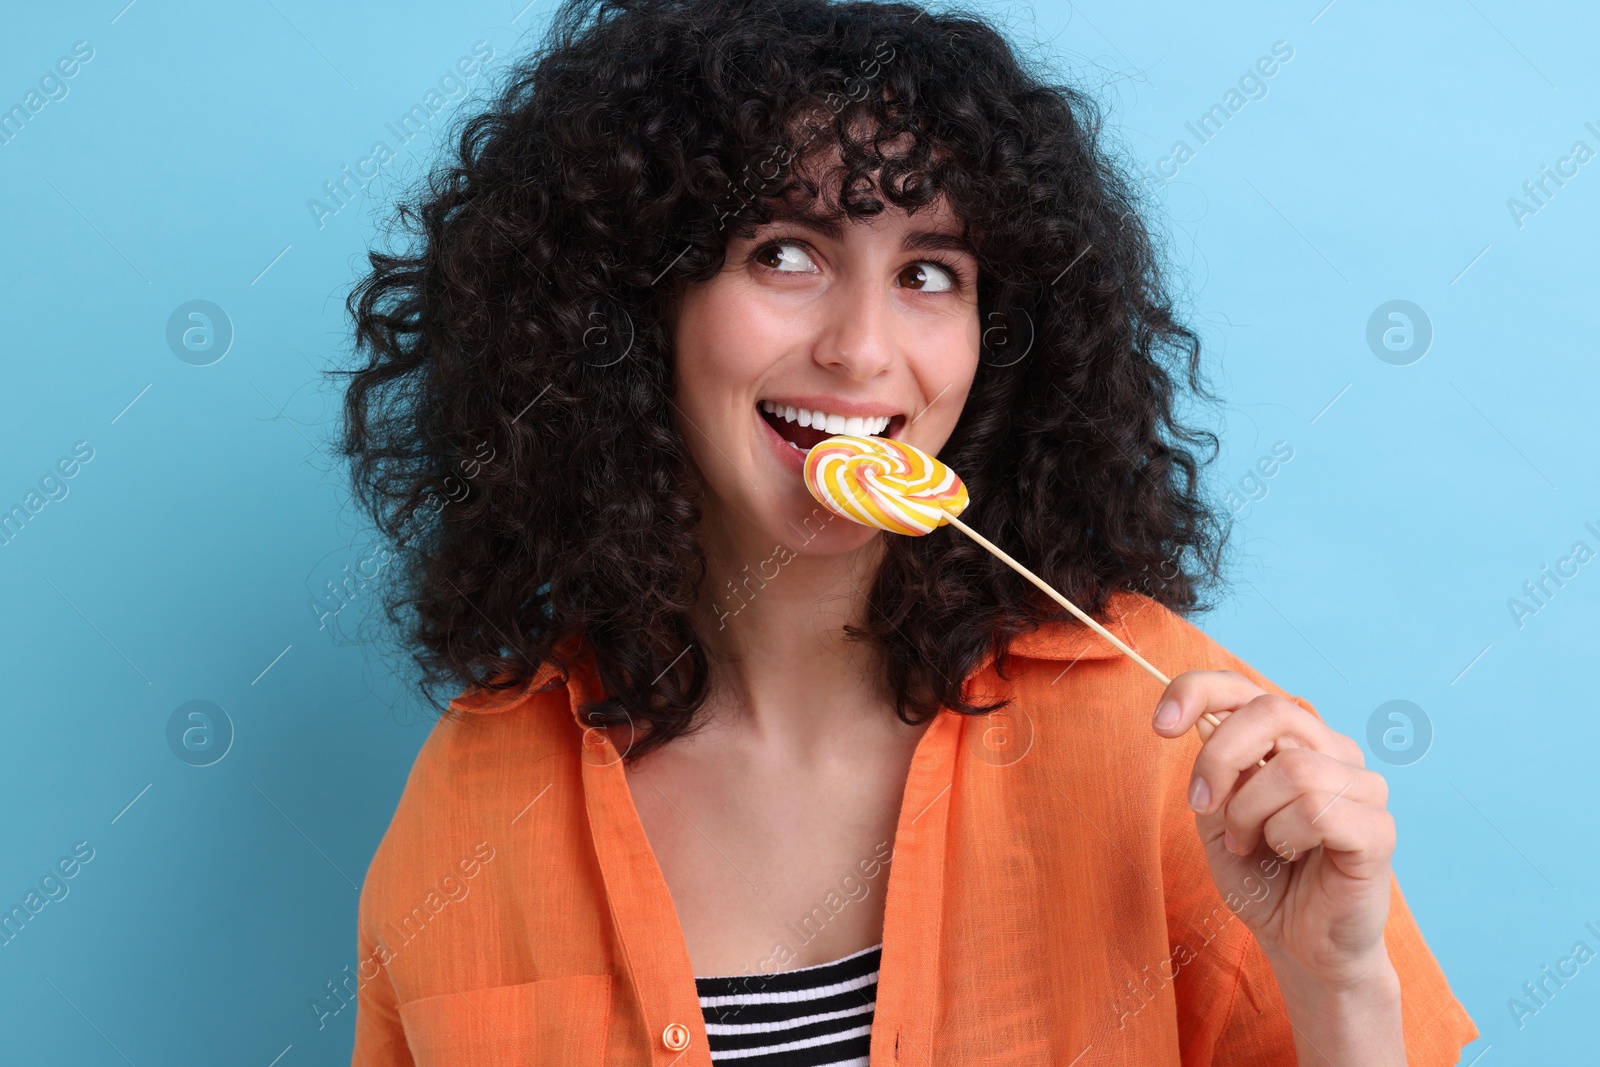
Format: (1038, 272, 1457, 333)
(814, 281, 896, 380)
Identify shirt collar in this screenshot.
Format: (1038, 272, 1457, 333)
(975, 590, 1143, 679)
(444, 630, 586, 716)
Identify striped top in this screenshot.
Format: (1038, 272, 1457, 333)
(695, 943, 882, 1065)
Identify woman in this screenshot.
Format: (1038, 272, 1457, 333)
(340, 0, 1478, 1062)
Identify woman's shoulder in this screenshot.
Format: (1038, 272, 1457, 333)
(354, 655, 614, 1007)
(422, 658, 584, 788)
(980, 590, 1327, 835)
(1000, 590, 1323, 722)
(358, 657, 587, 917)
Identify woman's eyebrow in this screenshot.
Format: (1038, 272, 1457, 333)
(901, 230, 976, 257)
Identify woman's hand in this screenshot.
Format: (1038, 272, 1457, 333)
(1153, 670, 1408, 1064)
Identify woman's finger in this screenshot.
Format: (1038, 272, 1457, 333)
(1219, 747, 1389, 856)
(1259, 790, 1397, 879)
(1187, 692, 1358, 814)
(1153, 671, 1361, 763)
(1151, 669, 1266, 738)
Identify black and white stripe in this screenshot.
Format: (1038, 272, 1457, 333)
(695, 943, 882, 1065)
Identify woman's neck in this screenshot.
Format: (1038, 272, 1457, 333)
(688, 517, 912, 756)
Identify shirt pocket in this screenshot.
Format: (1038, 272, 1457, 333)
(397, 973, 612, 1066)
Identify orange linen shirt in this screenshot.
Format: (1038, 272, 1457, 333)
(351, 590, 1479, 1066)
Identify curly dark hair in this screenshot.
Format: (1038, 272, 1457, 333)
(337, 0, 1230, 760)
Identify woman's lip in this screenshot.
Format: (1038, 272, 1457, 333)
(758, 405, 809, 475)
(756, 405, 910, 479)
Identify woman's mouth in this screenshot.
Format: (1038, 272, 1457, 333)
(757, 401, 906, 454)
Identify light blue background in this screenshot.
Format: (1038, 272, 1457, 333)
(1, 0, 1593, 1062)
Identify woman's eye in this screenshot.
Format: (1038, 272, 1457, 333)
(899, 262, 955, 293)
(754, 242, 818, 273)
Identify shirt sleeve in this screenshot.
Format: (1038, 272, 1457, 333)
(350, 723, 443, 1067)
(1208, 871, 1479, 1065)
(350, 882, 417, 1067)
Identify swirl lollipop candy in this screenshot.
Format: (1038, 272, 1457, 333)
(803, 434, 969, 536)
(801, 433, 1262, 763)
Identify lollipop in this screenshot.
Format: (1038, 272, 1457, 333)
(803, 434, 969, 536)
(802, 434, 1262, 763)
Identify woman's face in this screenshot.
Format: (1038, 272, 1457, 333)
(670, 191, 982, 559)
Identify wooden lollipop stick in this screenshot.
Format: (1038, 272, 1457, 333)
(943, 513, 1268, 768)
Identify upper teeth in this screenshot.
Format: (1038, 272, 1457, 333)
(761, 401, 892, 437)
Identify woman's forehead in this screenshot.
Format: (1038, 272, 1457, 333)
(751, 193, 966, 238)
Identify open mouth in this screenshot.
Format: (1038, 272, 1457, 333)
(758, 401, 906, 452)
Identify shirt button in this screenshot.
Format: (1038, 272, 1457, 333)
(662, 1022, 691, 1051)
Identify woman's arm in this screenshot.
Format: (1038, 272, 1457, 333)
(1152, 669, 1407, 1064)
(1267, 948, 1406, 1066)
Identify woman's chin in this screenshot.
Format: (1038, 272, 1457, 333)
(768, 500, 878, 557)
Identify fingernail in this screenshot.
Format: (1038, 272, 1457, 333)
(1153, 701, 1180, 730)
(1223, 827, 1238, 853)
(1187, 777, 1210, 811)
